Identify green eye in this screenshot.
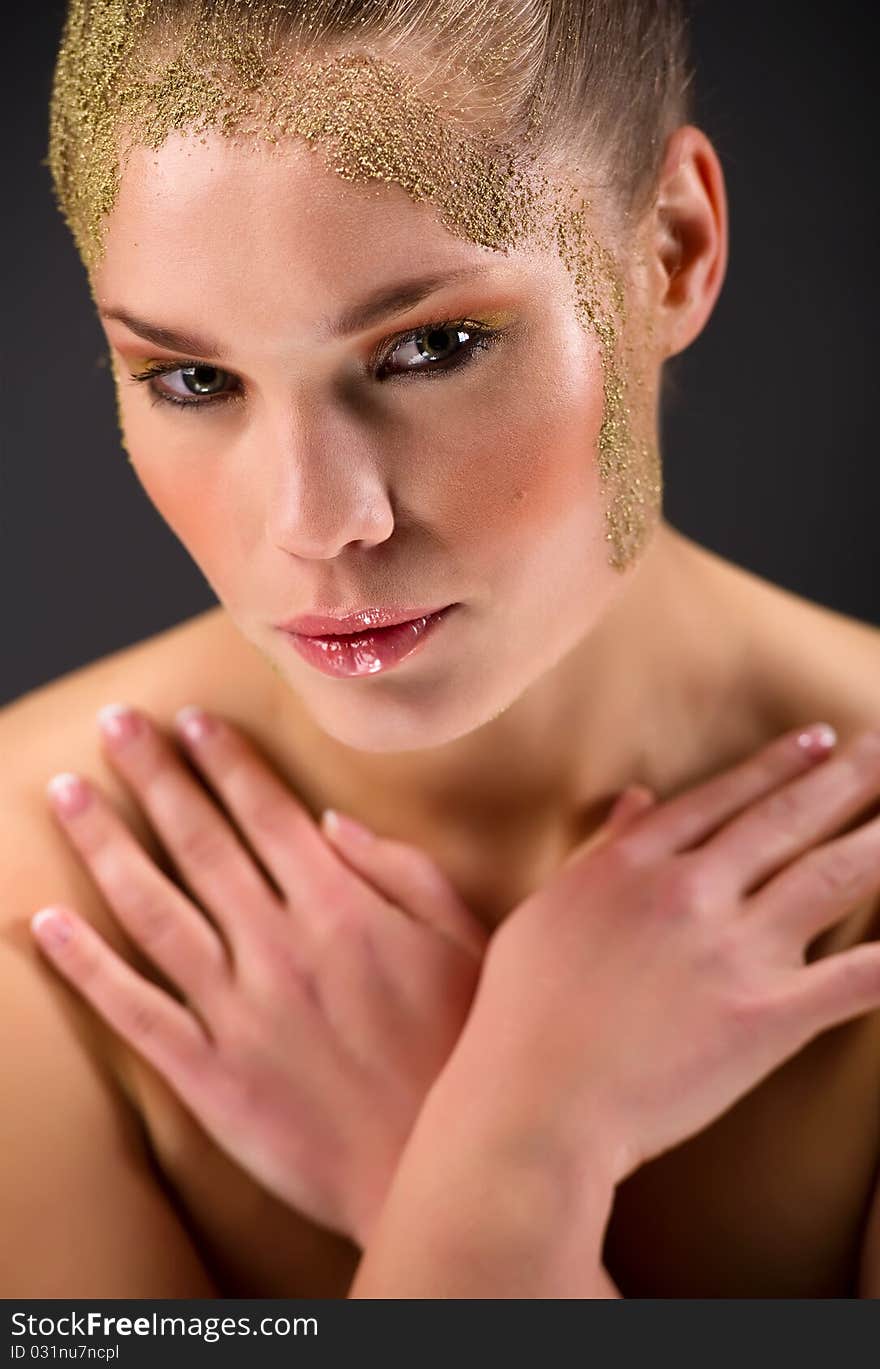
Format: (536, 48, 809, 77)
(377, 320, 501, 378)
(175, 364, 230, 396)
(127, 360, 240, 409)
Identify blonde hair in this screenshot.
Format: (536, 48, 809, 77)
(49, 0, 695, 265)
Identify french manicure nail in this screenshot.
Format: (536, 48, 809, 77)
(175, 705, 218, 744)
(97, 702, 144, 746)
(31, 907, 74, 948)
(322, 809, 374, 844)
(46, 772, 91, 817)
(796, 722, 837, 754)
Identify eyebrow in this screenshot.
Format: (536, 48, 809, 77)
(322, 267, 489, 340)
(99, 266, 491, 359)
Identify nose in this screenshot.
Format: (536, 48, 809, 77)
(266, 413, 395, 561)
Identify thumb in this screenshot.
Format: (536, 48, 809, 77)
(561, 784, 657, 871)
(320, 809, 488, 959)
(605, 784, 657, 837)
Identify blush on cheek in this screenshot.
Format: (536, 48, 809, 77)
(126, 451, 234, 583)
(436, 365, 606, 576)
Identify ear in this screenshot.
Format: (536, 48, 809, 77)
(644, 124, 729, 359)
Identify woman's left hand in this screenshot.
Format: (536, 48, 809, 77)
(29, 703, 487, 1247)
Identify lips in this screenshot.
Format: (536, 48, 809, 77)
(277, 604, 458, 678)
(279, 606, 451, 637)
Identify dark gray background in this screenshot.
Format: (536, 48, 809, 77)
(2, 2, 877, 709)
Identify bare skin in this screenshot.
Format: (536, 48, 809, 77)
(4, 536, 880, 1296)
(3, 112, 880, 1294)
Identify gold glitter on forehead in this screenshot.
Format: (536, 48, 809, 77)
(49, 1, 662, 572)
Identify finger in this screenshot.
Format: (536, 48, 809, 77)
(703, 726, 880, 897)
(173, 706, 342, 902)
(746, 809, 880, 957)
(621, 722, 838, 863)
(770, 941, 880, 1044)
(30, 903, 213, 1089)
(46, 771, 229, 1002)
(605, 786, 657, 837)
(320, 809, 489, 959)
(97, 704, 280, 938)
(560, 786, 658, 872)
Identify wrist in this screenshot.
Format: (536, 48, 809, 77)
(350, 1047, 620, 1297)
(421, 1027, 622, 1235)
(425, 985, 633, 1191)
(348, 960, 634, 1294)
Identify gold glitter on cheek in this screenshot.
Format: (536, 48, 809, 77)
(49, 3, 662, 572)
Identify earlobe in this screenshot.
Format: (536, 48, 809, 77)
(649, 124, 729, 359)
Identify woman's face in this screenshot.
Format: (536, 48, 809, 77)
(93, 130, 662, 753)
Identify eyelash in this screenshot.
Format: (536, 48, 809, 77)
(126, 317, 507, 413)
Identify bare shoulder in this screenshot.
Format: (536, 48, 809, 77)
(2, 605, 259, 781)
(770, 593, 880, 739)
(0, 604, 278, 1085)
(754, 578, 880, 962)
(0, 608, 248, 969)
(693, 533, 880, 736)
(0, 607, 253, 1295)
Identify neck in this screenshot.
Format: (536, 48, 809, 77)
(248, 522, 762, 927)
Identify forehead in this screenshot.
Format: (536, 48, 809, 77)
(94, 130, 556, 331)
(102, 131, 429, 273)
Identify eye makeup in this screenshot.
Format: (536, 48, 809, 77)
(124, 313, 515, 411)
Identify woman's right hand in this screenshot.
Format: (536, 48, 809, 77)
(447, 720, 880, 1187)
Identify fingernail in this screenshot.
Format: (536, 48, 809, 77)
(796, 722, 837, 755)
(46, 771, 91, 817)
(175, 705, 218, 744)
(31, 906, 74, 949)
(322, 809, 374, 844)
(97, 702, 144, 746)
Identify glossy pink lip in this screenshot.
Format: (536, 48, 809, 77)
(277, 604, 458, 678)
(278, 606, 451, 637)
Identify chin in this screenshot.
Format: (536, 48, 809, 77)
(302, 687, 503, 754)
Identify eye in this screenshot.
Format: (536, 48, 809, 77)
(125, 317, 506, 414)
(128, 361, 240, 408)
(168, 364, 233, 398)
(375, 321, 502, 380)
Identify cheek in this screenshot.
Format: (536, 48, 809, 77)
(130, 457, 209, 543)
(120, 410, 248, 599)
(416, 350, 606, 580)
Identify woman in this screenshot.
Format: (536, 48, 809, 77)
(3, 0, 880, 1297)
